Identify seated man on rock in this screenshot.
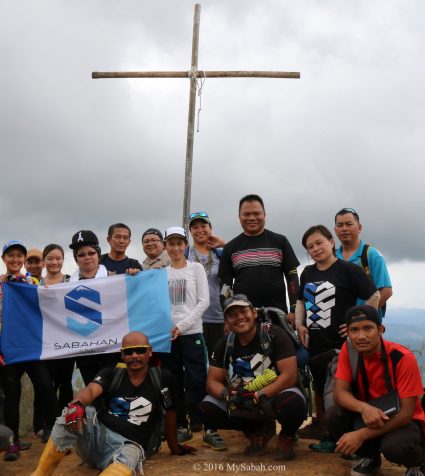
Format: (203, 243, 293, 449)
(31, 331, 195, 476)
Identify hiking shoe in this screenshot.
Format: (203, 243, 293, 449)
(4, 443, 20, 461)
(276, 434, 296, 460)
(309, 437, 336, 453)
(244, 421, 276, 456)
(351, 455, 381, 476)
(18, 440, 32, 451)
(203, 430, 227, 451)
(177, 426, 194, 444)
(298, 417, 325, 440)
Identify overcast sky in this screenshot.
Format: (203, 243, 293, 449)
(1, 0, 424, 308)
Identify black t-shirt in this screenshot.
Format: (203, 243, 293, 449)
(298, 259, 377, 356)
(218, 229, 300, 312)
(210, 324, 295, 386)
(100, 254, 142, 275)
(93, 367, 175, 447)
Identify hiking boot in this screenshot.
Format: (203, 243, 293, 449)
(406, 461, 425, 476)
(298, 417, 325, 440)
(244, 421, 276, 456)
(177, 426, 194, 444)
(309, 437, 336, 453)
(203, 430, 227, 451)
(4, 443, 20, 461)
(351, 455, 381, 476)
(18, 440, 32, 451)
(276, 434, 296, 460)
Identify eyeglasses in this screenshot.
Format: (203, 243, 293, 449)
(76, 251, 97, 258)
(189, 211, 209, 220)
(121, 345, 150, 356)
(143, 239, 161, 245)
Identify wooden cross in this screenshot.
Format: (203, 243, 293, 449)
(92, 4, 300, 230)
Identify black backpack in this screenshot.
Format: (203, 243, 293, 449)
(223, 307, 310, 400)
(108, 366, 165, 457)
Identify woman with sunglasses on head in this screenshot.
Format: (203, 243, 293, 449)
(69, 230, 120, 385)
(295, 225, 379, 452)
(40, 244, 74, 412)
(187, 212, 226, 359)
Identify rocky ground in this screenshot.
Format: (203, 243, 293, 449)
(0, 427, 405, 476)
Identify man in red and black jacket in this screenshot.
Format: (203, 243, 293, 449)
(327, 304, 425, 476)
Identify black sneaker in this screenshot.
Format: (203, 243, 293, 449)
(351, 455, 381, 476)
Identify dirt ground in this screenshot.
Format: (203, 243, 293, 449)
(0, 428, 406, 476)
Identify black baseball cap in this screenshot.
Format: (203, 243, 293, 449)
(346, 304, 382, 326)
(69, 230, 99, 250)
(142, 228, 163, 242)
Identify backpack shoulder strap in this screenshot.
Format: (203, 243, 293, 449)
(347, 339, 360, 380)
(148, 366, 163, 404)
(223, 332, 235, 369)
(360, 243, 371, 276)
(108, 367, 126, 395)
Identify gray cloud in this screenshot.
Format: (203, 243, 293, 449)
(0, 0, 424, 266)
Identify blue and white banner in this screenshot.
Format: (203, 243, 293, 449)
(1, 269, 172, 364)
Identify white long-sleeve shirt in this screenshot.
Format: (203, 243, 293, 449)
(166, 261, 210, 335)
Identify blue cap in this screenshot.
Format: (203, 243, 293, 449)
(2, 240, 27, 256)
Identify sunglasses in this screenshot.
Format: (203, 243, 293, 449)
(189, 211, 209, 220)
(336, 207, 359, 219)
(76, 251, 97, 258)
(121, 345, 150, 356)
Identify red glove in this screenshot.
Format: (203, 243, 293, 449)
(65, 402, 85, 433)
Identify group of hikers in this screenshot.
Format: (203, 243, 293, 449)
(0, 193, 424, 476)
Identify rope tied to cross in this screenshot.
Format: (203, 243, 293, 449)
(189, 67, 206, 132)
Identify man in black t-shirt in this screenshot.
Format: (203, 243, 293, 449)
(219, 194, 300, 325)
(31, 332, 194, 476)
(200, 295, 306, 460)
(100, 223, 142, 275)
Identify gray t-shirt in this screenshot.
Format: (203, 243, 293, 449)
(187, 247, 223, 324)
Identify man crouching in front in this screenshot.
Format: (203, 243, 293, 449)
(327, 305, 425, 476)
(200, 294, 307, 459)
(31, 331, 195, 476)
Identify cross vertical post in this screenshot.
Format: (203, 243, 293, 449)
(183, 4, 201, 231)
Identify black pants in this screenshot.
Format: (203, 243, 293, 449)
(76, 353, 120, 386)
(326, 405, 425, 467)
(158, 333, 207, 427)
(201, 390, 307, 437)
(1, 361, 60, 443)
(202, 322, 224, 360)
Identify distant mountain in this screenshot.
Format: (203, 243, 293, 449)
(384, 307, 425, 382)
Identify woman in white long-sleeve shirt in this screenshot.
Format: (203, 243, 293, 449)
(161, 226, 209, 444)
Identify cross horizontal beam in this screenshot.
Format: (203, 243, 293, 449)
(92, 70, 300, 79)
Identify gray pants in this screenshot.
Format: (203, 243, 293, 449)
(51, 406, 144, 475)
